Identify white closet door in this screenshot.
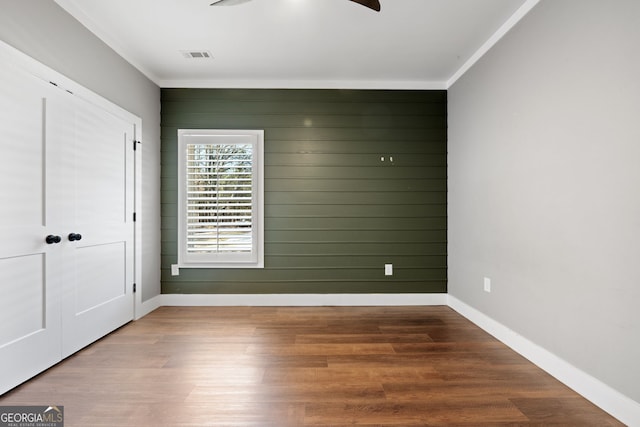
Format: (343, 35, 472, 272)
(0, 65, 62, 393)
(59, 95, 135, 357)
(0, 58, 136, 393)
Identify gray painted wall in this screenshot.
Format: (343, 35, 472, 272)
(0, 0, 162, 302)
(449, 0, 640, 403)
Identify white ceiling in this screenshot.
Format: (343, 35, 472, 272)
(54, 0, 538, 89)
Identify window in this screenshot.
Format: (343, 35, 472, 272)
(178, 129, 264, 268)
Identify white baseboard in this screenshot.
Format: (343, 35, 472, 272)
(134, 294, 163, 320)
(447, 295, 640, 427)
(159, 293, 448, 307)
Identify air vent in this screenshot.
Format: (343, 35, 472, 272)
(180, 50, 213, 59)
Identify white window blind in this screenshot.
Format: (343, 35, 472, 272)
(178, 129, 264, 268)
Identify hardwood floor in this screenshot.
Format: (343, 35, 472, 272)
(0, 306, 622, 426)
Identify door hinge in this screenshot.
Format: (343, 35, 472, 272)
(133, 212, 137, 222)
(133, 283, 137, 293)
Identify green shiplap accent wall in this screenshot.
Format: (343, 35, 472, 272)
(161, 89, 447, 294)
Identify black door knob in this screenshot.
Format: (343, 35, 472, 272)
(68, 233, 83, 242)
(46, 235, 62, 244)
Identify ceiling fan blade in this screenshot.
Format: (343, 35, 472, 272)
(210, 0, 252, 6)
(211, 0, 381, 11)
(349, 0, 381, 12)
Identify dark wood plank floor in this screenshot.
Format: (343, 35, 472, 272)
(0, 306, 622, 426)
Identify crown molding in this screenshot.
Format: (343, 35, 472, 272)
(447, 0, 540, 88)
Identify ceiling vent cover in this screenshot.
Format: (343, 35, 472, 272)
(181, 50, 213, 59)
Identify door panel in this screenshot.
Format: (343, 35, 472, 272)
(61, 97, 134, 358)
(0, 65, 62, 394)
(64, 240, 133, 356)
(74, 102, 128, 224)
(74, 242, 127, 314)
(0, 255, 46, 345)
(0, 67, 45, 228)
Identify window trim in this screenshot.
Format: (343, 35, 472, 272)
(177, 129, 264, 269)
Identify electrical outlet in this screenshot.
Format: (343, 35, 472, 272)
(385, 264, 393, 276)
(171, 264, 180, 276)
(483, 277, 491, 293)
